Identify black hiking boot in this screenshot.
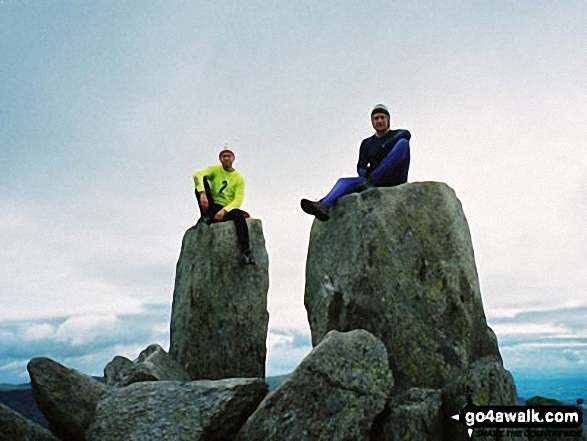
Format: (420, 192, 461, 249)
(243, 249, 256, 265)
(300, 199, 330, 221)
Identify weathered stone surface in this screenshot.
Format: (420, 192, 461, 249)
(27, 357, 108, 441)
(371, 388, 443, 441)
(235, 329, 393, 441)
(0, 403, 58, 441)
(443, 356, 521, 440)
(86, 378, 268, 441)
(169, 221, 269, 380)
(104, 344, 190, 387)
(304, 182, 501, 392)
(104, 355, 133, 386)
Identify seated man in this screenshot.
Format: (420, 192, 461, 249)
(193, 148, 255, 265)
(301, 104, 411, 221)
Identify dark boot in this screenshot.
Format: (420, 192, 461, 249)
(243, 249, 256, 265)
(300, 199, 330, 221)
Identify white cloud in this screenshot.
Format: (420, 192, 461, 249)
(490, 322, 570, 337)
(54, 315, 119, 346)
(23, 323, 56, 341)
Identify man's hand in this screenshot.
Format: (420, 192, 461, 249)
(200, 193, 209, 211)
(214, 208, 226, 222)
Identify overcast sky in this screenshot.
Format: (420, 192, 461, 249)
(1, 1, 586, 384)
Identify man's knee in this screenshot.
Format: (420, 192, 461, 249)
(225, 209, 245, 222)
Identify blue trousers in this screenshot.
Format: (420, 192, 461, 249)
(321, 138, 410, 207)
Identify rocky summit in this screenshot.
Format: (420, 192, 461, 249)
(169, 220, 269, 380)
(14, 183, 582, 440)
(304, 182, 521, 439)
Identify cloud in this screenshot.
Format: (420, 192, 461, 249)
(0, 303, 170, 383)
(266, 328, 312, 377)
(0, 305, 315, 383)
(487, 305, 587, 376)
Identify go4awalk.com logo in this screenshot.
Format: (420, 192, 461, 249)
(451, 392, 584, 438)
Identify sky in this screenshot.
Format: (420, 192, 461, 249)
(1, 1, 586, 385)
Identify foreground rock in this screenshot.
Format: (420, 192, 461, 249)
(27, 357, 107, 441)
(170, 221, 269, 380)
(104, 344, 190, 387)
(87, 378, 268, 441)
(305, 182, 502, 391)
(236, 330, 392, 440)
(0, 403, 58, 441)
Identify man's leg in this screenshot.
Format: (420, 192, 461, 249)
(195, 177, 217, 223)
(301, 176, 364, 221)
(320, 176, 365, 207)
(223, 209, 255, 264)
(369, 138, 410, 186)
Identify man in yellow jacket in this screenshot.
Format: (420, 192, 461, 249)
(193, 149, 255, 265)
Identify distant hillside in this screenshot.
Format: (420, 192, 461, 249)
(0, 383, 31, 391)
(266, 374, 289, 391)
(0, 385, 48, 428)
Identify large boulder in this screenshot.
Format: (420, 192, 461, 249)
(235, 330, 393, 440)
(169, 221, 269, 380)
(27, 357, 108, 441)
(0, 403, 58, 441)
(104, 344, 190, 387)
(86, 378, 268, 441)
(304, 182, 502, 392)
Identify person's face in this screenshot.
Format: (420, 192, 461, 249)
(220, 152, 234, 169)
(371, 112, 390, 133)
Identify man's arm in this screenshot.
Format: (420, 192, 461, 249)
(193, 166, 216, 192)
(357, 140, 368, 177)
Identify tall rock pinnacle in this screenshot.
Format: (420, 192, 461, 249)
(169, 219, 269, 380)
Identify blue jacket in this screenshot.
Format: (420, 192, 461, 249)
(357, 129, 411, 178)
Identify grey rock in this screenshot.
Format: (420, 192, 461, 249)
(169, 221, 269, 380)
(103, 355, 133, 386)
(86, 378, 268, 441)
(104, 344, 190, 387)
(444, 356, 519, 412)
(235, 329, 393, 441)
(0, 403, 58, 441)
(371, 388, 443, 441)
(27, 357, 108, 441)
(304, 182, 501, 392)
(443, 356, 523, 440)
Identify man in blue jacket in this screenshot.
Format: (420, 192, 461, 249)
(301, 104, 411, 221)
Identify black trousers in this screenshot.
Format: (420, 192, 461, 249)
(195, 177, 251, 253)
